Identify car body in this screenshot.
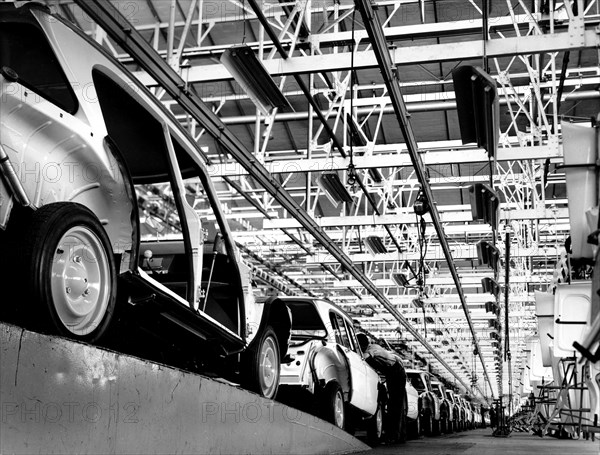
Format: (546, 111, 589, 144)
(472, 403, 482, 428)
(406, 369, 441, 435)
(459, 395, 474, 429)
(431, 379, 454, 433)
(445, 389, 466, 431)
(277, 298, 380, 434)
(406, 378, 419, 422)
(0, 2, 291, 399)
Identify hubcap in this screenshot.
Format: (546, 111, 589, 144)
(375, 406, 383, 436)
(259, 336, 278, 398)
(333, 390, 345, 428)
(50, 226, 110, 336)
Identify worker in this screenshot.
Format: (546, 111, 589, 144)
(357, 333, 407, 444)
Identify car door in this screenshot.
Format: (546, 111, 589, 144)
(345, 318, 379, 414)
(329, 311, 371, 414)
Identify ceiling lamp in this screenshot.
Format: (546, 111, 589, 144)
(364, 235, 387, 254)
(317, 172, 354, 206)
(485, 301, 499, 315)
(469, 183, 500, 229)
(451, 65, 499, 157)
(220, 45, 292, 116)
(392, 273, 409, 287)
(411, 297, 425, 308)
(477, 240, 500, 272)
(481, 277, 500, 297)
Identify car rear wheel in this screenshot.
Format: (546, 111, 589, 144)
(367, 400, 384, 445)
(321, 381, 345, 430)
(422, 410, 433, 436)
(242, 326, 280, 399)
(19, 203, 117, 342)
(408, 415, 421, 439)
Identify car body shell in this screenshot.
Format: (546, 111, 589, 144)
(405, 378, 419, 422)
(459, 395, 474, 427)
(445, 389, 466, 428)
(278, 298, 379, 417)
(405, 369, 441, 421)
(431, 379, 453, 423)
(0, 3, 290, 365)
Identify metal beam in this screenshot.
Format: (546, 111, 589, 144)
(355, 0, 494, 399)
(263, 207, 569, 229)
(74, 0, 474, 395)
(208, 144, 563, 176)
(305, 245, 559, 263)
(135, 29, 600, 84)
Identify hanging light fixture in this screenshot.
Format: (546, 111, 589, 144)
(220, 45, 292, 116)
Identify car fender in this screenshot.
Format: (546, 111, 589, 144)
(310, 344, 350, 399)
(246, 296, 291, 360)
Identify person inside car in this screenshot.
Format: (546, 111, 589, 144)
(357, 333, 407, 443)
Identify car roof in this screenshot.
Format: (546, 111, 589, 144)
(274, 296, 352, 320)
(405, 368, 427, 374)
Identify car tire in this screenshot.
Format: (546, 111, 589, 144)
(242, 326, 280, 399)
(422, 409, 433, 436)
(367, 399, 384, 445)
(440, 416, 448, 434)
(433, 417, 441, 435)
(18, 202, 117, 342)
(321, 381, 345, 430)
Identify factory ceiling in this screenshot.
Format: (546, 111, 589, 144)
(44, 0, 600, 402)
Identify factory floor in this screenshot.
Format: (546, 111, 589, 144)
(363, 428, 600, 455)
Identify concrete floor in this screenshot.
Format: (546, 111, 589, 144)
(362, 429, 600, 455)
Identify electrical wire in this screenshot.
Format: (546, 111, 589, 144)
(347, 8, 357, 188)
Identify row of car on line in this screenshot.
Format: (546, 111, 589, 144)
(275, 297, 485, 444)
(0, 9, 484, 443)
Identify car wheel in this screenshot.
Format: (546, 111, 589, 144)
(19, 203, 116, 342)
(321, 381, 345, 430)
(367, 400, 383, 445)
(422, 410, 433, 436)
(440, 417, 447, 434)
(242, 326, 280, 399)
(433, 418, 441, 435)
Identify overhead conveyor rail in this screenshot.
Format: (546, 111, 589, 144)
(353, 0, 493, 398)
(72, 0, 477, 396)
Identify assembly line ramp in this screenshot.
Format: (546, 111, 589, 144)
(0, 322, 369, 454)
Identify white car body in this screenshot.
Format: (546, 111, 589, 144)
(279, 298, 379, 417)
(0, 2, 291, 398)
(406, 369, 441, 421)
(406, 379, 419, 421)
(431, 379, 454, 423)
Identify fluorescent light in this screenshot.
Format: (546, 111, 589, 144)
(469, 183, 500, 229)
(317, 172, 354, 206)
(364, 235, 387, 254)
(476, 240, 500, 272)
(452, 65, 499, 157)
(412, 297, 425, 308)
(481, 277, 500, 297)
(392, 273, 409, 287)
(220, 45, 292, 116)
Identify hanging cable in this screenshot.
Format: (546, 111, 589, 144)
(347, 6, 357, 189)
(242, 0, 247, 44)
